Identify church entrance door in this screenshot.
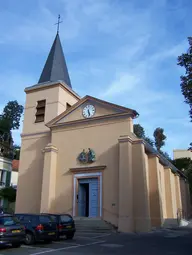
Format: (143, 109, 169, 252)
(78, 178, 99, 217)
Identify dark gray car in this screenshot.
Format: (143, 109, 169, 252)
(0, 214, 25, 248)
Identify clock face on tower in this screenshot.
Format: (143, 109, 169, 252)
(82, 105, 96, 118)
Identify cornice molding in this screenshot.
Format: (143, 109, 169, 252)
(42, 143, 58, 153)
(70, 165, 106, 173)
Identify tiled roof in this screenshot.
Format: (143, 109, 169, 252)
(12, 160, 19, 171)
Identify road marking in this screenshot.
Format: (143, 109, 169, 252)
(76, 233, 111, 240)
(21, 245, 53, 250)
(30, 240, 105, 255)
(52, 241, 79, 245)
(91, 233, 111, 239)
(76, 236, 94, 240)
(21, 245, 38, 249)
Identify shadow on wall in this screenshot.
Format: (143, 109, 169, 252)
(15, 136, 49, 213)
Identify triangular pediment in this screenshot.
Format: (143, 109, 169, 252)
(47, 95, 138, 127)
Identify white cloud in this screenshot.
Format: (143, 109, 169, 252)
(102, 73, 140, 98)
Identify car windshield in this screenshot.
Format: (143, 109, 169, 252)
(0, 216, 20, 226)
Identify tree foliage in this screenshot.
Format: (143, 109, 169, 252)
(144, 137, 154, 147)
(172, 157, 192, 195)
(133, 124, 145, 138)
(0, 101, 23, 148)
(178, 37, 192, 150)
(0, 187, 16, 203)
(1, 101, 24, 130)
(153, 127, 166, 152)
(13, 145, 20, 160)
(133, 124, 171, 160)
(133, 124, 154, 146)
(177, 37, 192, 121)
(160, 150, 171, 161)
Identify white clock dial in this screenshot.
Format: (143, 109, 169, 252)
(82, 105, 96, 118)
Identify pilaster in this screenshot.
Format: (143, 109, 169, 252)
(40, 143, 58, 213)
(174, 174, 182, 211)
(118, 135, 133, 232)
(148, 155, 163, 227)
(164, 167, 177, 219)
(132, 141, 151, 232)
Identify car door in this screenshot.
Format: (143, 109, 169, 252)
(39, 216, 57, 232)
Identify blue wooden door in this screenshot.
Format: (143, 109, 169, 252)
(89, 179, 99, 217)
(78, 184, 86, 216)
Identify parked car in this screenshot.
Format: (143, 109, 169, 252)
(41, 213, 76, 240)
(14, 214, 57, 245)
(0, 214, 25, 248)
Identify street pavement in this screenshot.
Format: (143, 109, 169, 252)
(0, 228, 191, 255)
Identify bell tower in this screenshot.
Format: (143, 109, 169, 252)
(15, 29, 80, 213)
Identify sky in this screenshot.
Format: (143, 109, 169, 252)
(0, 0, 191, 158)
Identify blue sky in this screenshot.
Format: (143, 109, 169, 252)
(0, 0, 191, 158)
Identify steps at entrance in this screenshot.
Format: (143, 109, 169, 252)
(74, 217, 116, 233)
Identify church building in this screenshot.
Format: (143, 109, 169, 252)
(15, 32, 191, 232)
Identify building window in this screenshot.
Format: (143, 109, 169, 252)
(66, 103, 71, 109)
(0, 170, 5, 187)
(35, 100, 46, 123)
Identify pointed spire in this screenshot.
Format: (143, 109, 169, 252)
(38, 33, 72, 88)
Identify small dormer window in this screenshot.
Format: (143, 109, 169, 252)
(35, 100, 46, 123)
(66, 103, 71, 109)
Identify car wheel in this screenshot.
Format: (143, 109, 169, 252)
(66, 233, 74, 240)
(25, 232, 35, 245)
(12, 243, 21, 248)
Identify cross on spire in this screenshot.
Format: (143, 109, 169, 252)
(55, 14, 63, 34)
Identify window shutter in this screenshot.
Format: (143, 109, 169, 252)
(5, 171, 11, 187)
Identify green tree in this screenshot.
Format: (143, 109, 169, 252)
(133, 124, 155, 147)
(172, 157, 192, 195)
(177, 37, 192, 121)
(0, 187, 16, 203)
(172, 157, 191, 170)
(144, 137, 154, 147)
(13, 145, 20, 160)
(178, 37, 192, 149)
(0, 117, 12, 143)
(1, 101, 24, 130)
(153, 127, 166, 152)
(133, 124, 145, 138)
(160, 150, 171, 161)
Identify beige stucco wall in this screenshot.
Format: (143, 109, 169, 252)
(173, 150, 192, 160)
(15, 133, 50, 213)
(159, 163, 167, 219)
(57, 100, 131, 124)
(118, 136, 133, 232)
(175, 175, 182, 212)
(49, 118, 132, 227)
(23, 84, 79, 134)
(132, 143, 151, 232)
(148, 155, 163, 227)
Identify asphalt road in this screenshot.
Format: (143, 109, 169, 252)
(0, 228, 191, 255)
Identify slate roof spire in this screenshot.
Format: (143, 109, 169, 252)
(38, 32, 72, 88)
